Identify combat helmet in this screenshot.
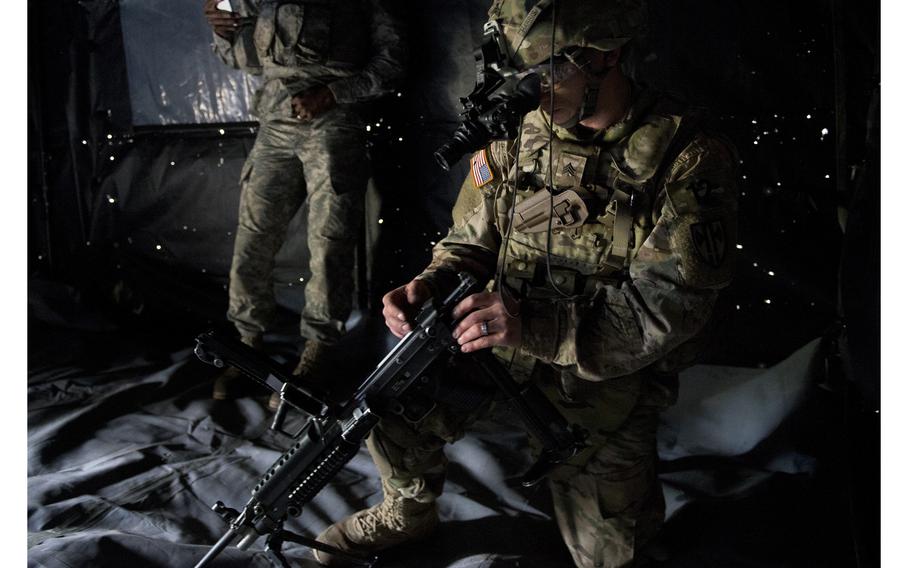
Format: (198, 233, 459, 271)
(487, 0, 646, 127)
(488, 0, 648, 70)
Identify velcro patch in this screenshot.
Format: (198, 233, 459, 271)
(690, 220, 727, 268)
(470, 148, 495, 188)
(555, 152, 588, 187)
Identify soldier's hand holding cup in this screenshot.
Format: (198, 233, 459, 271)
(204, 0, 240, 39)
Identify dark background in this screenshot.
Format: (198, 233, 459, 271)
(28, 0, 880, 565)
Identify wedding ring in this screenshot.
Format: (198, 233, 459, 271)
(480, 321, 489, 337)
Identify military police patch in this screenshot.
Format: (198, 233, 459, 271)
(470, 149, 494, 188)
(690, 220, 726, 268)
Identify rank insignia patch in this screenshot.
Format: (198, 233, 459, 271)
(690, 220, 727, 268)
(556, 152, 588, 186)
(470, 149, 494, 188)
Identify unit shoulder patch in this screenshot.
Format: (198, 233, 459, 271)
(689, 219, 727, 268)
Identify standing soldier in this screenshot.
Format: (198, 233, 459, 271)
(203, 0, 406, 405)
(314, 0, 737, 567)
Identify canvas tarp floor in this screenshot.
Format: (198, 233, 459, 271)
(28, 280, 831, 568)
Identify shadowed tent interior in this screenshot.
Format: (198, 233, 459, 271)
(28, 1, 879, 566)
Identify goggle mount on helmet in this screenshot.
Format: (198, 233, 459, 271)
(433, 21, 541, 171)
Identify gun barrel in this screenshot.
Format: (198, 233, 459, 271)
(193, 526, 239, 568)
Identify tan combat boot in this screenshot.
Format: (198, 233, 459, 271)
(212, 334, 262, 400)
(311, 489, 439, 566)
(268, 340, 331, 410)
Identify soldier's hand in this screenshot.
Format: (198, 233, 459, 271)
(451, 291, 522, 353)
(292, 86, 337, 121)
(204, 0, 240, 39)
(382, 280, 432, 338)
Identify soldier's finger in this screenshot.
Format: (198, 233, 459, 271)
(382, 288, 409, 320)
(460, 333, 497, 353)
(451, 307, 485, 339)
(452, 292, 494, 320)
(205, 12, 238, 23)
(454, 310, 496, 343)
(454, 323, 480, 345)
(386, 319, 406, 339)
(208, 19, 238, 31)
(404, 280, 429, 305)
(397, 317, 412, 335)
(381, 300, 407, 324)
(380, 303, 396, 321)
(383, 312, 409, 337)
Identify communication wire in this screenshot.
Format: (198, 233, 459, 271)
(543, 0, 573, 298)
(494, 116, 525, 320)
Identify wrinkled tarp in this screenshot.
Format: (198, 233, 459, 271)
(27, 280, 819, 567)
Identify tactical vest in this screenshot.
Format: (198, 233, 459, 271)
(485, 92, 700, 419)
(492, 91, 698, 300)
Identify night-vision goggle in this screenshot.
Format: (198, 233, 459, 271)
(432, 20, 543, 170)
(479, 19, 587, 89)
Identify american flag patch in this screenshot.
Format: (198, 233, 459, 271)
(470, 149, 494, 188)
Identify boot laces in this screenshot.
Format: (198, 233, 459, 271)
(354, 500, 407, 535)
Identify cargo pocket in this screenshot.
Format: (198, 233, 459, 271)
(273, 3, 304, 66)
(323, 111, 368, 195)
(253, 3, 277, 58)
(235, 156, 256, 223)
(550, 472, 637, 568)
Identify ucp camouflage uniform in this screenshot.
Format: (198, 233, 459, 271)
(367, 87, 738, 568)
(212, 0, 405, 343)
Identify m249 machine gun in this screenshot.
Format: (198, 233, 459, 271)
(192, 272, 587, 567)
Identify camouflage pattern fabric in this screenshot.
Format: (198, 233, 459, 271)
(541, 367, 675, 568)
(487, 0, 648, 69)
(547, 400, 665, 568)
(227, 107, 367, 344)
(212, 0, 406, 119)
(420, 87, 739, 380)
(213, 0, 405, 343)
(366, 366, 672, 568)
(366, 394, 494, 504)
(393, 86, 738, 565)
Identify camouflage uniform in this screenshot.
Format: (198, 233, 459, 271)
(367, 88, 738, 567)
(212, 0, 405, 343)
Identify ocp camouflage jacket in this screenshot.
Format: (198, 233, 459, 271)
(420, 88, 738, 410)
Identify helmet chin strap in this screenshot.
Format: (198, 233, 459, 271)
(556, 62, 614, 129)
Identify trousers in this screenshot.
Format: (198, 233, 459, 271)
(365, 364, 673, 568)
(227, 105, 367, 343)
